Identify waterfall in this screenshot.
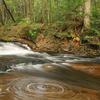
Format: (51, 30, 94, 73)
(0, 42, 33, 55)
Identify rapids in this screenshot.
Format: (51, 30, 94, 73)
(0, 42, 100, 100)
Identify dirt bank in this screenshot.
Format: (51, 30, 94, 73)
(0, 24, 100, 56)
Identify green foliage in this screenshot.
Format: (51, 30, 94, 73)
(0, 0, 99, 38)
(52, 31, 72, 39)
(85, 28, 100, 36)
(91, 0, 100, 31)
(18, 18, 31, 25)
(26, 29, 38, 40)
(4, 0, 84, 23)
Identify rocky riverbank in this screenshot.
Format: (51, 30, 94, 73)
(0, 24, 100, 56)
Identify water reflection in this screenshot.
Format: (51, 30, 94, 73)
(0, 73, 99, 100)
(0, 42, 100, 100)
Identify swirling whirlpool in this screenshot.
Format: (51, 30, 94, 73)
(6, 77, 89, 100)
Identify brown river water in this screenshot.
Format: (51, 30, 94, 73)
(0, 42, 100, 100)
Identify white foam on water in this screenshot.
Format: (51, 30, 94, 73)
(10, 63, 43, 72)
(0, 42, 34, 56)
(0, 42, 97, 64)
(45, 56, 61, 62)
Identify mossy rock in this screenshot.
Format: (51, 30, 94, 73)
(53, 32, 72, 39)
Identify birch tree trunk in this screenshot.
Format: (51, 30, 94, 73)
(84, 0, 91, 29)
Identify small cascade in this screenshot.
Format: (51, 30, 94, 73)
(0, 42, 100, 100)
(0, 42, 33, 55)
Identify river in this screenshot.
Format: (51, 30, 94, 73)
(0, 42, 100, 100)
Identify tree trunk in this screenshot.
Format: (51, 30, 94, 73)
(84, 0, 91, 29)
(2, 0, 15, 22)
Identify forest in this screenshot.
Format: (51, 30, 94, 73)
(0, 0, 100, 100)
(0, 0, 99, 27)
(0, 0, 100, 55)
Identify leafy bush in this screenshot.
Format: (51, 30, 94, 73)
(26, 29, 39, 40)
(85, 28, 100, 36)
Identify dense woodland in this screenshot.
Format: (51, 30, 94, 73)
(0, 0, 100, 55)
(0, 0, 99, 28)
(0, 1, 100, 100)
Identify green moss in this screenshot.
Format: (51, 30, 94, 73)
(52, 32, 72, 39)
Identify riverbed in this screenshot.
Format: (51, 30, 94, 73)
(0, 42, 100, 100)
